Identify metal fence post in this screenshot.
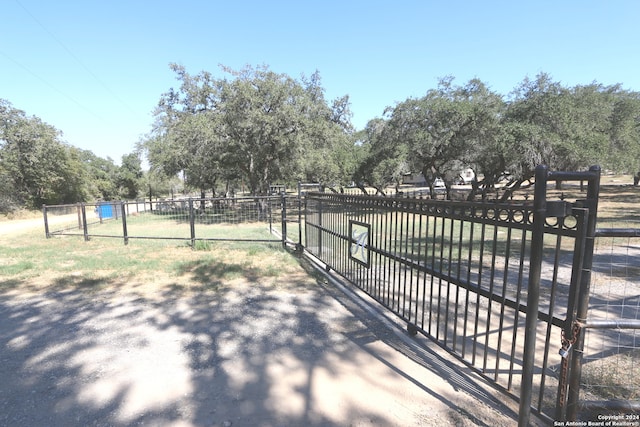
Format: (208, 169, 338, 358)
(81, 203, 89, 242)
(77, 203, 82, 230)
(297, 183, 303, 249)
(281, 194, 287, 248)
(121, 202, 129, 246)
(519, 164, 548, 427)
(42, 204, 50, 238)
(318, 196, 323, 258)
(189, 198, 196, 248)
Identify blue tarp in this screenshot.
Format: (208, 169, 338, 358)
(98, 203, 113, 219)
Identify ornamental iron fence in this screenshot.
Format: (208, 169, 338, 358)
(303, 166, 639, 424)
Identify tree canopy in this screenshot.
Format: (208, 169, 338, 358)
(357, 73, 640, 199)
(3, 68, 640, 211)
(143, 64, 355, 195)
(0, 99, 144, 212)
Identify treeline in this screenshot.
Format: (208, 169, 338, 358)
(144, 66, 640, 201)
(0, 99, 143, 213)
(142, 64, 356, 198)
(358, 74, 640, 200)
(3, 66, 640, 213)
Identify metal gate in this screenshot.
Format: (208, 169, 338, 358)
(302, 165, 632, 424)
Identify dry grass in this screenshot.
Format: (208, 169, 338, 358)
(0, 227, 310, 298)
(581, 349, 640, 400)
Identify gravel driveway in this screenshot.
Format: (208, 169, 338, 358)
(0, 219, 540, 426)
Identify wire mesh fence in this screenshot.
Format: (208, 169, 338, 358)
(44, 195, 301, 248)
(580, 221, 640, 414)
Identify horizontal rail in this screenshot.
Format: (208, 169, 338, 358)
(595, 228, 640, 238)
(584, 319, 640, 329)
(547, 170, 601, 182)
(580, 399, 640, 413)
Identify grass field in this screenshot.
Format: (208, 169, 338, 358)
(0, 225, 308, 296)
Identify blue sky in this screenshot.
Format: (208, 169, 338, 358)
(2, 0, 639, 164)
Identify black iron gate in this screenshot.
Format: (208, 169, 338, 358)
(303, 166, 611, 424)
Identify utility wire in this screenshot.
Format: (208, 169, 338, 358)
(0, 48, 105, 123)
(14, 0, 141, 118)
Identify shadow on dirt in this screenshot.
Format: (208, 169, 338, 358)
(0, 256, 522, 426)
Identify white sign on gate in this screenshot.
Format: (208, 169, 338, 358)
(349, 220, 370, 268)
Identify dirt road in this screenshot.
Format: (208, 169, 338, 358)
(0, 219, 544, 426)
(0, 217, 45, 235)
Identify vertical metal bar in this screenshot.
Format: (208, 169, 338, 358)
(318, 198, 323, 259)
(121, 202, 128, 246)
(365, 201, 372, 290)
(369, 203, 378, 299)
(401, 207, 410, 317)
(392, 206, 400, 312)
(436, 215, 446, 340)
(42, 205, 50, 238)
(462, 216, 475, 358)
(453, 216, 465, 352)
(268, 197, 273, 231)
(428, 214, 437, 334)
(566, 165, 601, 420)
(508, 224, 528, 390)
(538, 229, 563, 411)
(81, 203, 89, 242)
(472, 221, 487, 366)
(444, 217, 455, 346)
(519, 164, 549, 427)
(411, 210, 424, 326)
(420, 210, 430, 330)
(281, 194, 287, 248)
(332, 198, 338, 272)
(189, 199, 196, 248)
(339, 198, 343, 273)
(483, 223, 499, 373)
(495, 224, 513, 382)
(385, 206, 392, 307)
(298, 189, 303, 249)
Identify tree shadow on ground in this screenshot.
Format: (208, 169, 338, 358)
(0, 255, 529, 426)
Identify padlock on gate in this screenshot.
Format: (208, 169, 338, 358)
(559, 343, 572, 359)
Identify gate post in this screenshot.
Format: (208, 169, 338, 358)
(566, 165, 601, 420)
(519, 165, 548, 427)
(555, 206, 588, 421)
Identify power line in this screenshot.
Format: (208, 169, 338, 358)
(0, 48, 106, 123)
(14, 0, 141, 118)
